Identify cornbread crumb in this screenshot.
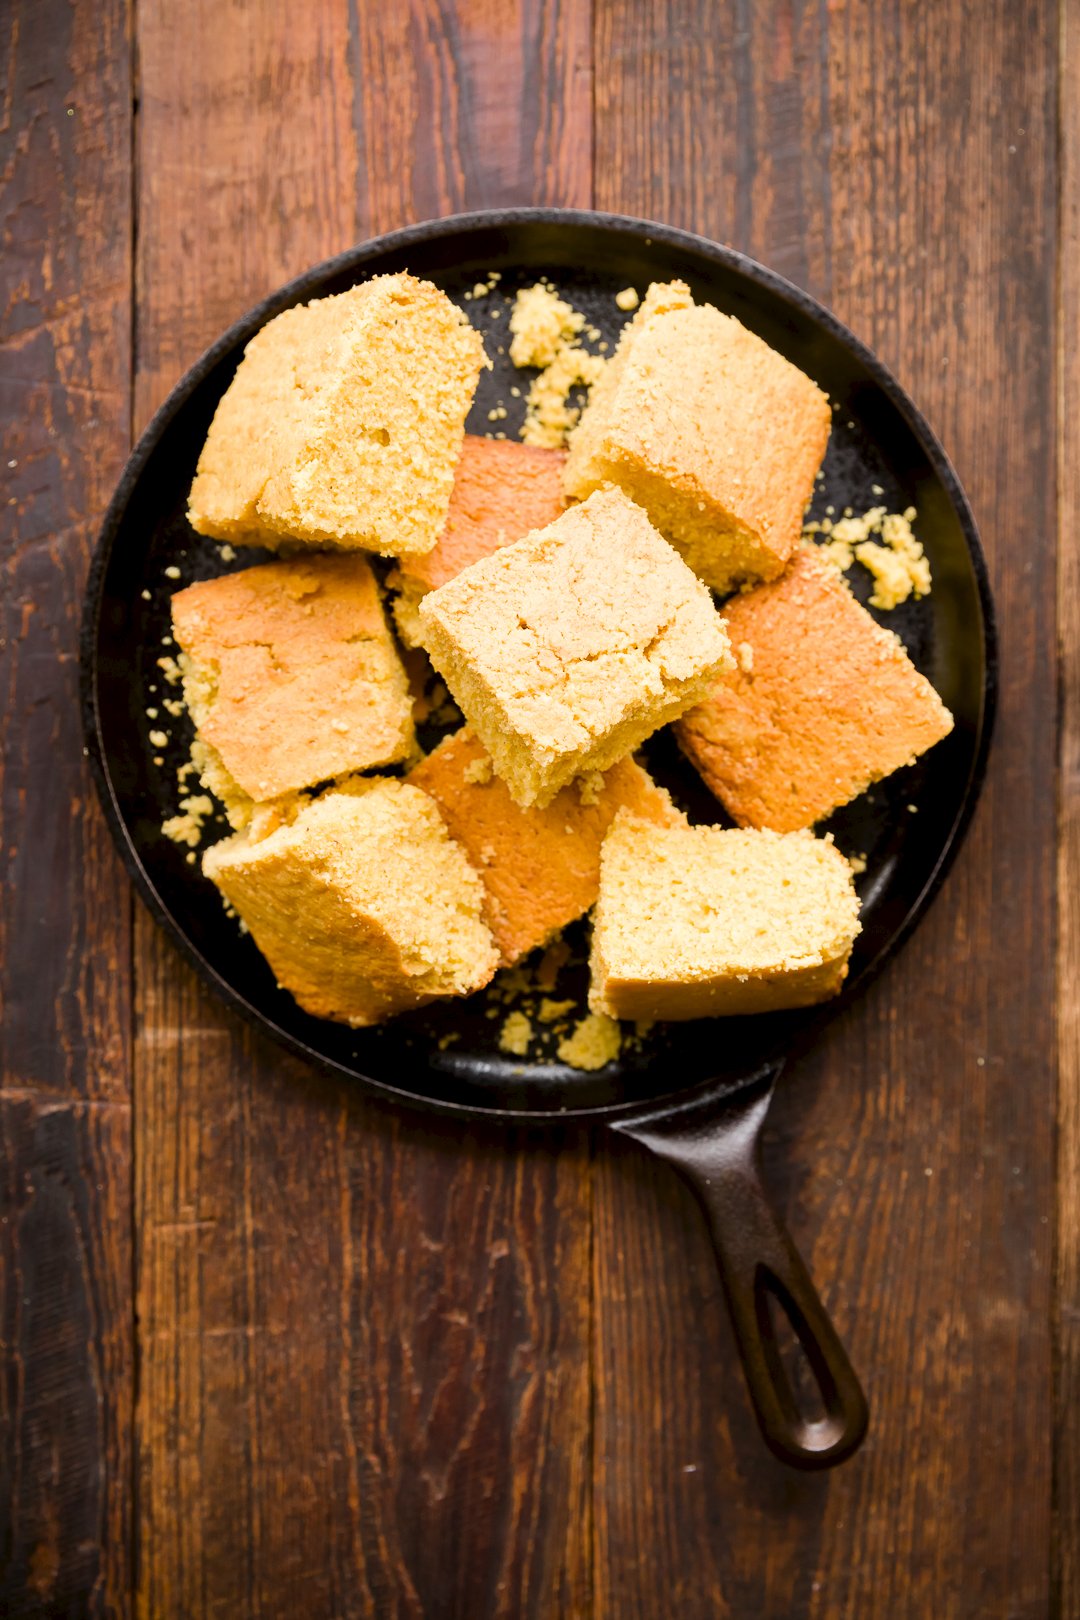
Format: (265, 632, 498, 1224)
(463, 753, 494, 786)
(157, 655, 183, 686)
(188, 274, 485, 558)
(848, 852, 868, 875)
(148, 729, 168, 748)
(509, 284, 606, 448)
(499, 1010, 533, 1056)
(675, 549, 952, 831)
(417, 487, 732, 808)
(577, 770, 606, 806)
(163, 697, 185, 718)
(615, 287, 640, 311)
(146, 707, 159, 719)
(590, 818, 861, 1019)
(566, 281, 830, 591)
(202, 780, 497, 1026)
(736, 641, 754, 674)
(557, 1012, 622, 1071)
(164, 566, 181, 580)
(219, 543, 236, 561)
(808, 504, 931, 608)
(162, 794, 215, 848)
(509, 284, 584, 367)
(538, 998, 576, 1023)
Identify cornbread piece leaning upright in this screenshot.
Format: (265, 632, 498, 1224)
(391, 435, 566, 646)
(416, 486, 733, 808)
(202, 781, 498, 1026)
(188, 273, 486, 556)
(408, 726, 685, 964)
(675, 547, 954, 831)
(589, 817, 861, 1021)
(564, 281, 831, 591)
(171, 553, 414, 829)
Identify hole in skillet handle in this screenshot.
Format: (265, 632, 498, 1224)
(613, 1065, 869, 1471)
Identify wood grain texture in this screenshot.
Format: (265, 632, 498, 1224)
(0, 0, 134, 1613)
(592, 3, 1055, 1615)
(133, 3, 593, 1616)
(1057, 0, 1079, 1611)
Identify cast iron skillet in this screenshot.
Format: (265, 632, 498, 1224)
(81, 210, 996, 1471)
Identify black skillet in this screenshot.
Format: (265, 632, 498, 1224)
(81, 210, 996, 1470)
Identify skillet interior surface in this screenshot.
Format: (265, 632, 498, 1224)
(83, 211, 995, 1119)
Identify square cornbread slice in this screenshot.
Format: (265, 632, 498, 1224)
(589, 817, 861, 1020)
(188, 273, 486, 557)
(564, 281, 831, 591)
(674, 547, 954, 831)
(202, 780, 498, 1026)
(391, 435, 567, 645)
(171, 553, 414, 828)
(408, 727, 684, 964)
(416, 487, 733, 808)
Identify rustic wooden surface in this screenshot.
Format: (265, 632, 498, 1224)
(0, 1, 1064, 1616)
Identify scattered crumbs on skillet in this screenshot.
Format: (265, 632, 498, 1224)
(537, 997, 576, 1024)
(557, 1012, 622, 1072)
(847, 851, 868, 875)
(806, 503, 931, 610)
(499, 1010, 533, 1056)
(615, 286, 640, 311)
(509, 283, 607, 448)
(162, 794, 215, 849)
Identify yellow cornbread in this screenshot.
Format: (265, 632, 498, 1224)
(408, 726, 684, 964)
(188, 274, 486, 557)
(675, 548, 953, 831)
(171, 554, 414, 829)
(564, 281, 831, 591)
(391, 435, 567, 646)
(416, 487, 733, 808)
(589, 817, 861, 1020)
(202, 781, 498, 1026)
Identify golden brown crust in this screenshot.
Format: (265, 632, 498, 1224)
(408, 728, 684, 964)
(170, 553, 414, 806)
(564, 283, 831, 591)
(674, 548, 954, 831)
(187, 273, 486, 557)
(416, 486, 733, 807)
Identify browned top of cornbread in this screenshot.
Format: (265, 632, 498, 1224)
(588, 816, 860, 1019)
(565, 281, 831, 584)
(187, 273, 486, 557)
(675, 547, 954, 831)
(397, 435, 567, 593)
(202, 781, 498, 1027)
(408, 727, 684, 964)
(171, 553, 414, 805)
(416, 486, 732, 806)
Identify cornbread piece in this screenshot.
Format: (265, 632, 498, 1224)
(391, 435, 566, 646)
(589, 818, 861, 1020)
(674, 548, 953, 832)
(202, 781, 498, 1026)
(416, 487, 732, 808)
(171, 553, 414, 827)
(408, 727, 684, 964)
(188, 273, 486, 556)
(564, 280, 831, 591)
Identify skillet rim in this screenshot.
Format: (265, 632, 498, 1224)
(79, 206, 998, 1124)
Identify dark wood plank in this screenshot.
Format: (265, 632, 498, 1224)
(1056, 0, 1079, 1610)
(0, 0, 135, 1612)
(133, 3, 593, 1615)
(592, 3, 1056, 1615)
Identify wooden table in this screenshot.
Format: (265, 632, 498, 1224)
(2, 2, 1073, 1615)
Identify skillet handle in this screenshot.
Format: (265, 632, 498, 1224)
(614, 1069, 868, 1470)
